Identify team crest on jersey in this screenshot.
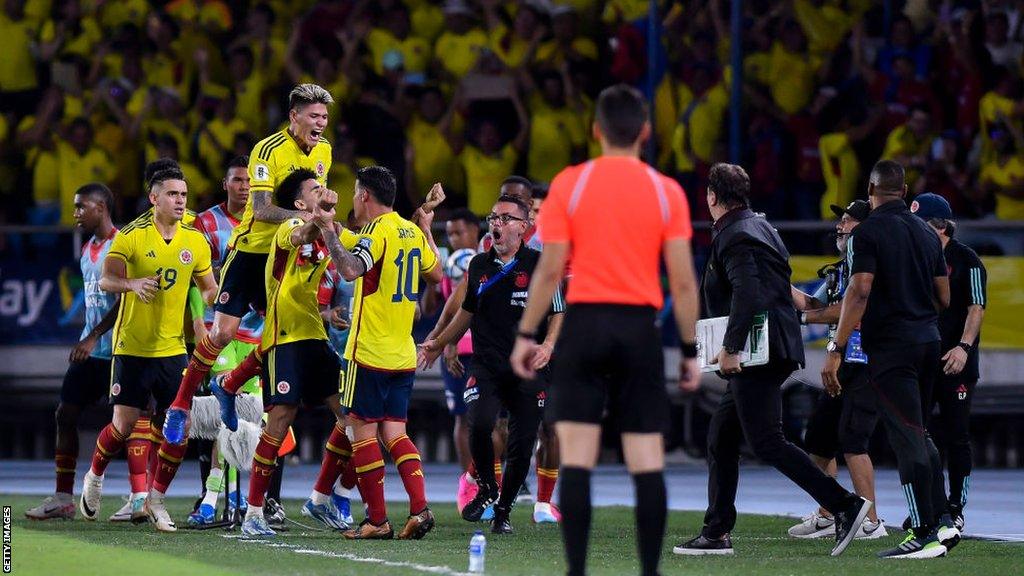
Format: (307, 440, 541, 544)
(536, 390, 546, 408)
(515, 272, 530, 289)
(218, 291, 230, 304)
(277, 381, 291, 394)
(315, 161, 325, 178)
(179, 249, 193, 265)
(910, 200, 920, 213)
(111, 383, 121, 396)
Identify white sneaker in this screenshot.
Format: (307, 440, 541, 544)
(130, 493, 148, 523)
(79, 471, 103, 521)
(25, 494, 74, 520)
(109, 498, 133, 522)
(787, 511, 835, 539)
(145, 494, 177, 532)
(856, 518, 888, 539)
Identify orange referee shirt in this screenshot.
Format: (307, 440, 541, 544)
(538, 156, 692, 308)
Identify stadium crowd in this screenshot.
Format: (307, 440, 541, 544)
(3, 0, 1024, 230)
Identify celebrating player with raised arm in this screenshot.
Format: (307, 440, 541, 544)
(163, 84, 334, 443)
(80, 168, 216, 532)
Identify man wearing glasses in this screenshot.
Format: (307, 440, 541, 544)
(418, 195, 565, 535)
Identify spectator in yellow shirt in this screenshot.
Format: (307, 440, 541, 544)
(881, 105, 933, 189)
(525, 68, 586, 183)
(365, 5, 431, 76)
(537, 5, 599, 67)
(37, 0, 104, 62)
(979, 122, 1024, 220)
(405, 85, 463, 197)
(443, 88, 530, 216)
(483, 1, 547, 70)
(57, 118, 115, 226)
(433, 2, 489, 82)
(0, 0, 41, 116)
(762, 20, 822, 116)
(817, 105, 882, 220)
(197, 94, 248, 178)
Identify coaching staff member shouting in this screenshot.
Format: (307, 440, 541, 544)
(419, 195, 565, 534)
(825, 161, 957, 559)
(674, 163, 871, 558)
(511, 84, 700, 576)
(910, 193, 986, 532)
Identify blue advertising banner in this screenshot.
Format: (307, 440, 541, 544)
(1, 251, 83, 345)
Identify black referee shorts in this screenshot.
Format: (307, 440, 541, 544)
(215, 250, 268, 318)
(548, 304, 667, 434)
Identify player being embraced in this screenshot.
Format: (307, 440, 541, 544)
(163, 83, 334, 443)
(234, 169, 367, 536)
(339, 167, 445, 540)
(80, 167, 216, 532)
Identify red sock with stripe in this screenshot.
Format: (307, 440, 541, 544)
(151, 439, 188, 494)
(353, 438, 387, 524)
(90, 423, 128, 476)
(494, 459, 503, 487)
(387, 434, 427, 515)
(537, 466, 559, 504)
(314, 423, 352, 495)
(126, 417, 152, 493)
(248, 432, 281, 508)
(222, 349, 263, 395)
(55, 450, 76, 495)
(147, 424, 163, 488)
(171, 335, 223, 410)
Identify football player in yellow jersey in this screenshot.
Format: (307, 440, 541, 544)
(340, 166, 444, 541)
(164, 84, 334, 444)
(229, 169, 369, 536)
(80, 167, 216, 533)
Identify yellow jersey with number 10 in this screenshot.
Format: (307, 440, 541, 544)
(107, 214, 213, 358)
(343, 212, 438, 371)
(229, 129, 331, 254)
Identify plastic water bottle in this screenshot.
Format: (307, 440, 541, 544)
(468, 530, 486, 573)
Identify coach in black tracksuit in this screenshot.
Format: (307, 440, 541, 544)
(826, 161, 957, 559)
(418, 195, 564, 534)
(675, 164, 869, 558)
(910, 193, 986, 531)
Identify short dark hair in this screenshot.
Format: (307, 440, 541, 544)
(595, 84, 648, 147)
(356, 166, 397, 207)
(448, 208, 480, 229)
(495, 194, 530, 219)
(531, 184, 548, 200)
(76, 182, 114, 214)
(226, 155, 249, 171)
(869, 160, 905, 195)
(144, 158, 181, 186)
(929, 217, 957, 238)
(148, 167, 185, 192)
(501, 175, 533, 190)
(708, 163, 750, 208)
(276, 168, 317, 209)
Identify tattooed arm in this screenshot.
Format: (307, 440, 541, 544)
(252, 190, 312, 223)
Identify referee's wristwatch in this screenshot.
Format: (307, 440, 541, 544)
(826, 341, 846, 357)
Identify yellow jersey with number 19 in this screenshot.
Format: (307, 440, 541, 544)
(107, 214, 213, 358)
(230, 129, 332, 254)
(262, 219, 333, 351)
(343, 212, 438, 371)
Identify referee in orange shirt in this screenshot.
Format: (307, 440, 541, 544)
(511, 84, 701, 576)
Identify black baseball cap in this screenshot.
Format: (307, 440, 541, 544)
(829, 199, 871, 222)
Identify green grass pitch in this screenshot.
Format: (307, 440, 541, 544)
(6, 495, 1022, 575)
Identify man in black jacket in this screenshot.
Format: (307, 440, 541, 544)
(674, 163, 870, 558)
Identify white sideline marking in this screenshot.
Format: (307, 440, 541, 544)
(228, 536, 471, 575)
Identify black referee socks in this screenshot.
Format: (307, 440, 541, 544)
(559, 467, 592, 576)
(633, 471, 667, 576)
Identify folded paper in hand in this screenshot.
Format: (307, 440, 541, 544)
(696, 313, 770, 373)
